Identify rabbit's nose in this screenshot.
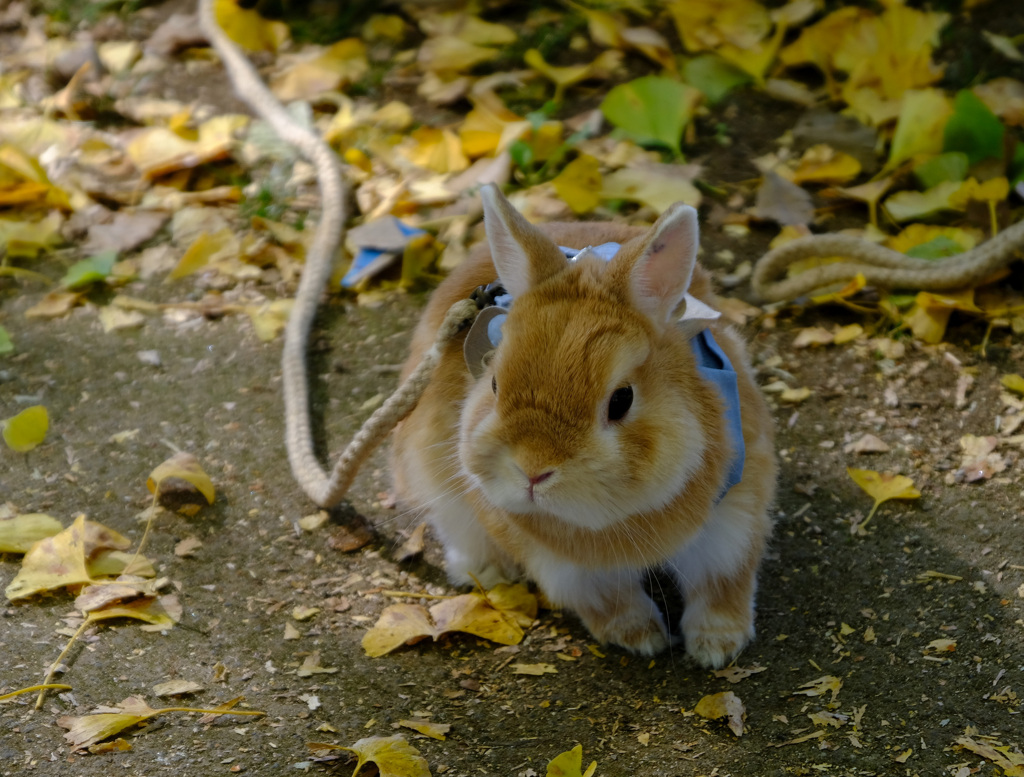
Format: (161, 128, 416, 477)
(527, 469, 554, 500)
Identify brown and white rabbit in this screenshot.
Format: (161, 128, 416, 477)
(391, 185, 776, 667)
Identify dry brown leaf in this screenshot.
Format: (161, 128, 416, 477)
(712, 664, 767, 684)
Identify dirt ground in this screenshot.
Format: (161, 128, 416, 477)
(3, 2, 1024, 776)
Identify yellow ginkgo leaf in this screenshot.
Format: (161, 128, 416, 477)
(167, 229, 238, 281)
(146, 452, 216, 505)
(694, 691, 746, 736)
(525, 49, 622, 103)
(0, 513, 63, 553)
(552, 155, 603, 214)
(270, 39, 369, 101)
(3, 514, 132, 600)
(459, 99, 531, 158)
(402, 127, 470, 173)
(546, 744, 598, 777)
(59, 696, 262, 750)
(213, 0, 289, 53)
(887, 224, 979, 255)
(846, 468, 921, 529)
(309, 735, 431, 777)
(417, 36, 500, 72)
(885, 88, 952, 171)
(398, 719, 450, 741)
(1000, 374, 1024, 395)
(2, 405, 48, 452)
(791, 144, 861, 185)
(903, 289, 981, 344)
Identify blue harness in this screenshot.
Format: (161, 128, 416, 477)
(465, 242, 745, 499)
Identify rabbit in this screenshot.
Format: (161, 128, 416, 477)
(390, 185, 777, 668)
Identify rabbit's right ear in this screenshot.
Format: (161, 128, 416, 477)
(480, 184, 567, 298)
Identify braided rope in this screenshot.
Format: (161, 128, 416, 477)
(198, 0, 477, 507)
(752, 216, 1024, 302)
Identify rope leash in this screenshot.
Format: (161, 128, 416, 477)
(198, 0, 479, 507)
(752, 214, 1024, 302)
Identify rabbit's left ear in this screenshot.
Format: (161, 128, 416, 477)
(480, 184, 568, 299)
(626, 203, 699, 325)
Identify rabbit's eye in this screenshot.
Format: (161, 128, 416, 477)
(491, 375, 497, 394)
(608, 385, 633, 422)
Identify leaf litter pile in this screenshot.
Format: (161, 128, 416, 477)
(1, 0, 1024, 775)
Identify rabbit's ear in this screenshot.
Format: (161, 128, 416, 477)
(626, 203, 699, 325)
(480, 184, 568, 299)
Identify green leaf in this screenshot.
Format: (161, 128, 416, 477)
(509, 139, 534, 171)
(682, 54, 751, 105)
(942, 90, 1005, 166)
(2, 405, 49, 453)
(914, 152, 969, 189)
(0, 324, 12, 356)
(61, 250, 118, 290)
(905, 236, 964, 260)
(600, 76, 701, 155)
(1010, 141, 1024, 186)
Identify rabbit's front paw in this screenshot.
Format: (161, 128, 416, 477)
(682, 608, 754, 668)
(591, 608, 671, 656)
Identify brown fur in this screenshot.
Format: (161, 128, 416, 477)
(391, 191, 777, 665)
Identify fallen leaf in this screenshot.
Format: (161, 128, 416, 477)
(62, 250, 118, 290)
(146, 452, 215, 505)
(59, 695, 263, 750)
(601, 164, 701, 212)
(885, 88, 953, 171)
(791, 144, 861, 185)
(694, 691, 745, 736)
(844, 434, 890, 454)
(83, 211, 168, 255)
(398, 719, 450, 740)
(396, 522, 427, 562)
(600, 76, 702, 155)
(362, 584, 537, 656)
(271, 39, 368, 102)
(752, 171, 814, 226)
(944, 89, 1005, 165)
(525, 48, 622, 103)
(2, 405, 48, 453)
(308, 734, 430, 777)
(546, 744, 597, 777)
(847, 468, 920, 530)
(924, 638, 956, 654)
(296, 651, 338, 677)
(792, 675, 843, 703)
(955, 734, 1024, 776)
(552, 155, 602, 214)
(152, 680, 203, 697)
(24, 291, 82, 319)
(1002, 374, 1024, 395)
(326, 522, 373, 552)
(712, 664, 767, 684)
(174, 536, 203, 557)
(792, 326, 833, 348)
(213, 0, 289, 53)
(0, 513, 62, 553)
(361, 603, 435, 657)
(511, 663, 558, 676)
